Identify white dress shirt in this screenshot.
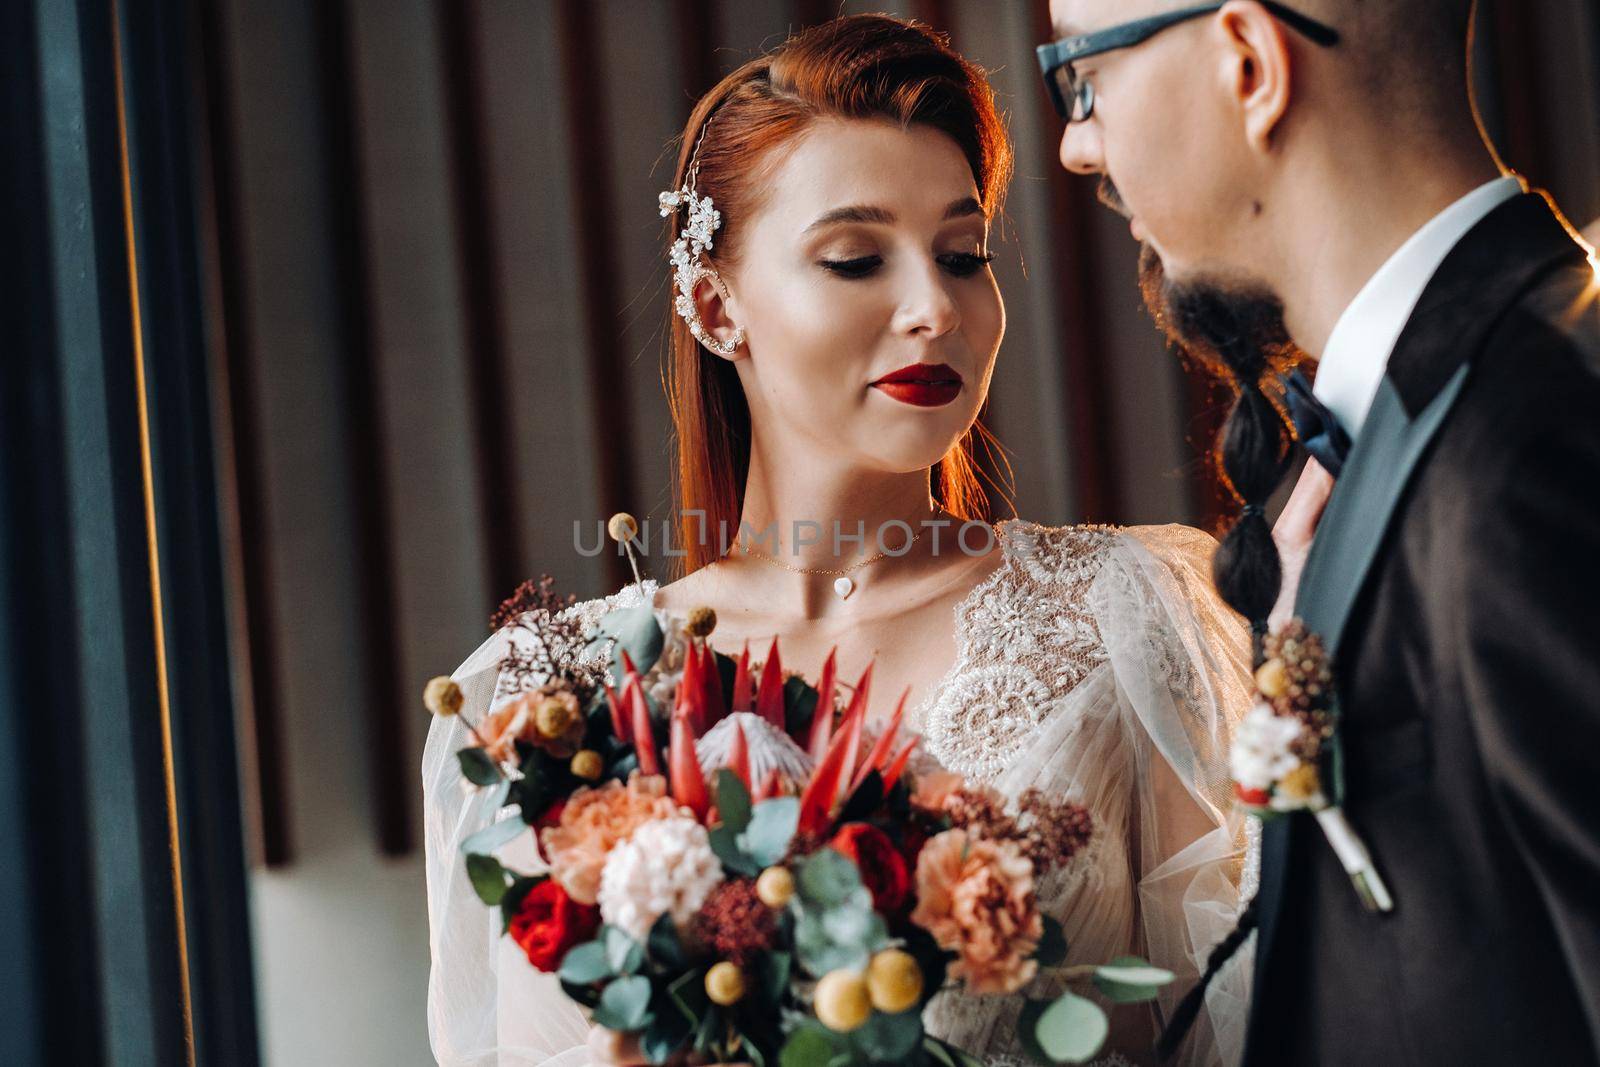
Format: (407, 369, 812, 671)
(1313, 175, 1524, 440)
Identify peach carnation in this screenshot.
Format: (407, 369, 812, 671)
(538, 773, 682, 904)
(909, 828, 1043, 995)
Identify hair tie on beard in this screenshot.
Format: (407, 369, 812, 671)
(1240, 503, 1266, 518)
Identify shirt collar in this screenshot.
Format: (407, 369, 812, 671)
(1312, 175, 1524, 440)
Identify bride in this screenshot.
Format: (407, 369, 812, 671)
(425, 14, 1256, 1067)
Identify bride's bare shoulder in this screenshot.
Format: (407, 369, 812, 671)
(648, 564, 726, 615)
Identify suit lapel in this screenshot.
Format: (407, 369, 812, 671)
(1294, 368, 1470, 654)
(1247, 191, 1586, 1010)
(1251, 366, 1470, 983)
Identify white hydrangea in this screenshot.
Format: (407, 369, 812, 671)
(597, 816, 724, 942)
(1229, 701, 1305, 791)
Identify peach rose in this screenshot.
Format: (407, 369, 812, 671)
(539, 773, 682, 904)
(909, 828, 1043, 995)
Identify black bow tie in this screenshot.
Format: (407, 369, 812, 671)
(1283, 368, 1352, 477)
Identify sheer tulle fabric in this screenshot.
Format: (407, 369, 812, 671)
(422, 525, 1254, 1066)
(423, 584, 657, 1066)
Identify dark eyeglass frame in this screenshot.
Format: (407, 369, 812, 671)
(1036, 1, 1341, 122)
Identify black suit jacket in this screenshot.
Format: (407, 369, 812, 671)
(1242, 193, 1600, 1066)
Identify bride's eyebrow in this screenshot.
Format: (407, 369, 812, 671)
(803, 196, 986, 234)
(804, 204, 895, 233)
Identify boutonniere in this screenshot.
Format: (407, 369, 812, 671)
(1230, 619, 1394, 913)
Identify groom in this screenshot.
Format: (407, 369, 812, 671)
(1042, 0, 1600, 1064)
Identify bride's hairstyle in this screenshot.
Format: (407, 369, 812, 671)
(662, 15, 1014, 574)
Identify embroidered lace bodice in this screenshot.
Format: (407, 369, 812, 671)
(424, 522, 1257, 1067)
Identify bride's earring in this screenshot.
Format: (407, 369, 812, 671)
(660, 130, 744, 358)
(677, 267, 744, 357)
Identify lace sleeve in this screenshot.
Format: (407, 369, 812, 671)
(421, 626, 591, 1066)
(422, 582, 658, 1066)
(1088, 526, 1257, 1067)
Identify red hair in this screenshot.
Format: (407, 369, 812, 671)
(664, 15, 1015, 574)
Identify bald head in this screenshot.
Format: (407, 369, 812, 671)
(1297, 0, 1477, 123)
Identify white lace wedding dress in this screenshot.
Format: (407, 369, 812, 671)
(424, 522, 1257, 1067)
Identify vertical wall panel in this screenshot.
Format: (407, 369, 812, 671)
(593, 1, 685, 548)
(473, 0, 608, 595)
(346, 0, 490, 829)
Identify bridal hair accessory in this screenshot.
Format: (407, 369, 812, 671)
(659, 116, 745, 358)
(1230, 618, 1394, 913)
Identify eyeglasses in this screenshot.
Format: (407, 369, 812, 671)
(1036, 1, 1340, 123)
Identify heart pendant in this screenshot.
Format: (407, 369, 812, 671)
(833, 576, 855, 600)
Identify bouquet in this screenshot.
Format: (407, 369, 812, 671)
(425, 531, 1174, 1065)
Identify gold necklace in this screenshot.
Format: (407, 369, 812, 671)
(727, 529, 926, 600)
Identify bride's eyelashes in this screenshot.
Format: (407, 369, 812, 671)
(817, 251, 997, 280)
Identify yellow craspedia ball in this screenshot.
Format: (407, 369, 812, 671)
(570, 749, 603, 781)
(535, 695, 578, 739)
(755, 866, 795, 909)
(1254, 658, 1289, 700)
(1278, 763, 1322, 802)
(814, 969, 871, 1033)
(423, 676, 463, 717)
(686, 605, 718, 638)
(607, 512, 638, 543)
(866, 949, 923, 1014)
(705, 961, 746, 1006)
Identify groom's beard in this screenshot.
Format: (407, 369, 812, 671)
(1136, 242, 1303, 378)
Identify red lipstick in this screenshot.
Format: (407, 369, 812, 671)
(870, 362, 964, 408)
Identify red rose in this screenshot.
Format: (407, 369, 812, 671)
(829, 822, 910, 915)
(509, 878, 601, 972)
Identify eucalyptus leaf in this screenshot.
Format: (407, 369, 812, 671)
(820, 903, 872, 945)
(605, 925, 645, 975)
(595, 604, 665, 684)
(793, 914, 868, 976)
(558, 941, 613, 985)
(796, 848, 860, 908)
(457, 746, 502, 786)
(593, 974, 655, 1032)
(1027, 991, 1109, 1064)
(465, 853, 509, 906)
(740, 797, 800, 868)
(460, 815, 527, 856)
(716, 769, 753, 835)
(709, 824, 761, 878)
(850, 1008, 922, 1060)
(1091, 956, 1174, 1005)
(1094, 959, 1175, 986)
